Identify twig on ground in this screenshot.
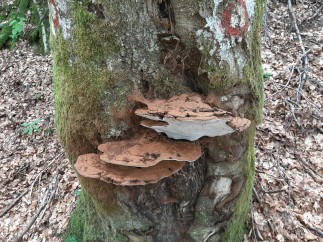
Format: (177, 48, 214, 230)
(306, 4, 323, 23)
(267, 79, 322, 129)
(307, 226, 323, 238)
(267, 218, 275, 237)
(274, 82, 322, 116)
(274, 158, 293, 206)
(12, 172, 59, 242)
(0, 152, 64, 234)
(253, 187, 261, 203)
(256, 168, 285, 181)
(260, 184, 286, 194)
(28, 152, 64, 200)
(250, 206, 258, 242)
(296, 214, 323, 238)
(0, 190, 28, 218)
(287, 0, 309, 102)
(296, 155, 323, 183)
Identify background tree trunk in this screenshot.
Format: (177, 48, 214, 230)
(51, 0, 264, 241)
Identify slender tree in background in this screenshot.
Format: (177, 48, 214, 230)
(51, 0, 265, 241)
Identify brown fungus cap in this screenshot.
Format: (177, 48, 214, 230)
(133, 93, 251, 141)
(74, 153, 185, 186)
(98, 135, 202, 167)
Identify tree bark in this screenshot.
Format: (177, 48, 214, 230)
(50, 0, 264, 241)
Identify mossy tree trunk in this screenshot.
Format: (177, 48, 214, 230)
(51, 0, 264, 241)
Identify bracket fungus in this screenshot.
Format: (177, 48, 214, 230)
(74, 92, 250, 186)
(133, 93, 251, 141)
(74, 134, 203, 185)
(98, 135, 202, 167)
(74, 154, 185, 186)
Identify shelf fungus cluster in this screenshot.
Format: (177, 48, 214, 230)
(74, 135, 202, 185)
(134, 93, 251, 141)
(74, 92, 251, 186)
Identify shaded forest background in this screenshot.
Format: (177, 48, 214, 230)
(0, 0, 322, 241)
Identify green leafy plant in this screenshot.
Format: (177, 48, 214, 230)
(9, 16, 25, 40)
(45, 127, 53, 134)
(74, 189, 82, 196)
(33, 92, 42, 100)
(260, 66, 271, 80)
(263, 72, 270, 80)
(65, 236, 77, 242)
(21, 119, 40, 135)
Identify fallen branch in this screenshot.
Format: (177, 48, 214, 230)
(0, 190, 28, 218)
(28, 152, 64, 200)
(250, 206, 258, 242)
(253, 187, 261, 203)
(305, 4, 323, 23)
(260, 184, 286, 194)
(287, 0, 309, 103)
(307, 226, 323, 239)
(12, 172, 59, 242)
(267, 218, 275, 237)
(296, 214, 323, 238)
(295, 155, 323, 183)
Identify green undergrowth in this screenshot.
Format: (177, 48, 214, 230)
(0, 0, 49, 51)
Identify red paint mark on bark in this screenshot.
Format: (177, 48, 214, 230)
(49, 0, 59, 28)
(221, 0, 249, 37)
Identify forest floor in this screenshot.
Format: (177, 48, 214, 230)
(0, 0, 322, 241)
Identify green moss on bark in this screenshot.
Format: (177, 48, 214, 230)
(63, 192, 106, 242)
(63, 184, 152, 242)
(52, 0, 133, 159)
(219, 126, 256, 242)
(218, 1, 265, 240)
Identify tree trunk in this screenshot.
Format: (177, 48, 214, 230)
(50, 0, 264, 241)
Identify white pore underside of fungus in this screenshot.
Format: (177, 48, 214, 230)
(140, 117, 234, 141)
(133, 93, 250, 141)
